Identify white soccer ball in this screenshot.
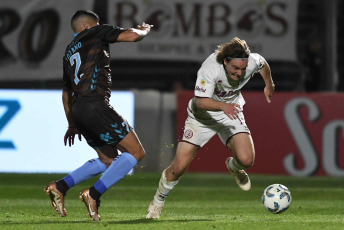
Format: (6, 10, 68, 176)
(262, 184, 292, 214)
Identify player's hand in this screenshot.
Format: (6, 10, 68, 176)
(64, 127, 82, 147)
(137, 22, 153, 31)
(264, 84, 275, 103)
(222, 103, 241, 120)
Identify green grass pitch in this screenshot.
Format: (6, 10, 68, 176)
(0, 172, 343, 230)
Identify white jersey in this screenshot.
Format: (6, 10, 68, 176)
(189, 52, 265, 121)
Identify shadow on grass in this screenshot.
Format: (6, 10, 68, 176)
(1, 218, 212, 226)
(0, 220, 91, 225)
(108, 218, 213, 224)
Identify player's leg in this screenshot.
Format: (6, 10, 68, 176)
(147, 108, 215, 219)
(44, 129, 112, 217)
(165, 141, 199, 181)
(44, 157, 108, 217)
(146, 141, 198, 219)
(225, 133, 255, 191)
(79, 130, 145, 221)
(46, 157, 109, 196)
(227, 133, 255, 168)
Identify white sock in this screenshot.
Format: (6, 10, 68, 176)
(229, 158, 245, 172)
(153, 169, 179, 205)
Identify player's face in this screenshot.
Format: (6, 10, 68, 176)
(224, 59, 248, 81)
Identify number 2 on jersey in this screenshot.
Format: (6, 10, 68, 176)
(70, 53, 82, 85)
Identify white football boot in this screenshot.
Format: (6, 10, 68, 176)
(146, 201, 164, 219)
(225, 157, 251, 191)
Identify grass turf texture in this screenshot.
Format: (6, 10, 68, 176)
(0, 173, 343, 230)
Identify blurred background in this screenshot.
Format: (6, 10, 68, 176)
(0, 0, 343, 176)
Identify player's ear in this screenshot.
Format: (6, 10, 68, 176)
(83, 21, 89, 30)
(223, 57, 230, 66)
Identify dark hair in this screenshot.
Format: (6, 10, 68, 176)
(71, 10, 99, 32)
(216, 37, 250, 64)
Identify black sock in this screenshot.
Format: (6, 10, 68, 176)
(89, 186, 101, 201)
(56, 179, 69, 196)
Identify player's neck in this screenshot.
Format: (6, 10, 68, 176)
(224, 66, 240, 87)
(227, 76, 239, 87)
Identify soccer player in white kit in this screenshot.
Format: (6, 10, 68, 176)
(146, 37, 275, 219)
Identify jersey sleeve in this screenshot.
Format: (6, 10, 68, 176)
(250, 53, 265, 73)
(194, 64, 217, 98)
(99, 25, 125, 43)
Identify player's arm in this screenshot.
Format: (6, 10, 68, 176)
(195, 66, 240, 120)
(117, 22, 153, 42)
(62, 89, 81, 146)
(62, 89, 75, 128)
(259, 59, 275, 103)
(195, 97, 240, 120)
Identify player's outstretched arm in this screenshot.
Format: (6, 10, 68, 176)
(260, 60, 275, 103)
(117, 22, 153, 42)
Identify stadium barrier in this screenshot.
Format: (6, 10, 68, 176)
(1, 89, 343, 177)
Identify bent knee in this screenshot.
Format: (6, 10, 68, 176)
(131, 147, 145, 162)
(100, 158, 114, 168)
(138, 147, 146, 160)
(237, 154, 254, 169)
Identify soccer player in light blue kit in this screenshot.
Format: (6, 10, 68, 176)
(147, 37, 275, 219)
(44, 10, 153, 221)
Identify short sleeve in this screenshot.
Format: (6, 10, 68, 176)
(99, 25, 125, 43)
(194, 64, 217, 98)
(250, 53, 265, 73)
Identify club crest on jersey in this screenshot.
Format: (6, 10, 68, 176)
(184, 129, 193, 139)
(200, 79, 206, 86)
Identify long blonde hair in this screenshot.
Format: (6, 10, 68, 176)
(216, 37, 250, 64)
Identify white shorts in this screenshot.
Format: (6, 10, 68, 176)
(181, 101, 250, 147)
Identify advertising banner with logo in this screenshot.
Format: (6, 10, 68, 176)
(0, 0, 297, 80)
(177, 91, 344, 177)
(0, 89, 134, 173)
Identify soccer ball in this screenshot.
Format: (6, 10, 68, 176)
(262, 184, 292, 214)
